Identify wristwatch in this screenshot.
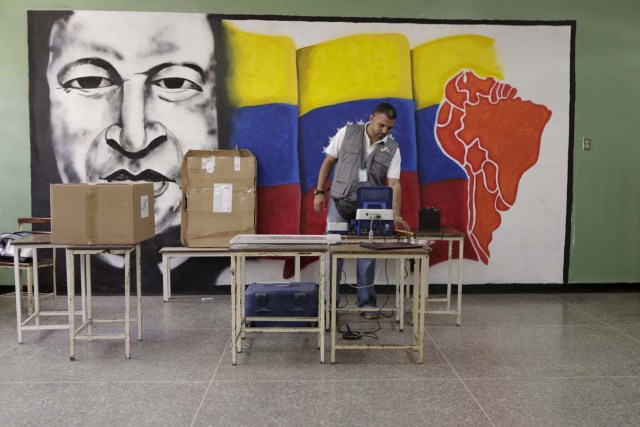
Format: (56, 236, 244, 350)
(314, 189, 325, 196)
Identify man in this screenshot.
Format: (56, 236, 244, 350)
(46, 11, 218, 236)
(35, 10, 222, 292)
(313, 103, 409, 318)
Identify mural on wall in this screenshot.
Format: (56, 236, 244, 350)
(28, 11, 572, 292)
(411, 35, 553, 265)
(435, 70, 551, 264)
(29, 11, 226, 292)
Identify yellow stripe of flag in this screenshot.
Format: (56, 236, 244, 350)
(412, 35, 503, 110)
(297, 33, 412, 116)
(223, 21, 298, 107)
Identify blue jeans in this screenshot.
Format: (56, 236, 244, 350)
(327, 199, 377, 307)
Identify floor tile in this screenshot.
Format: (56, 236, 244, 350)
(0, 327, 229, 382)
(0, 292, 68, 330)
(1, 291, 640, 425)
(425, 293, 600, 327)
(429, 324, 640, 378)
(0, 294, 21, 328)
(0, 329, 20, 356)
(0, 381, 208, 426)
(217, 332, 454, 382)
(556, 292, 640, 324)
(612, 323, 640, 343)
(142, 295, 231, 330)
(194, 379, 492, 426)
(465, 376, 640, 427)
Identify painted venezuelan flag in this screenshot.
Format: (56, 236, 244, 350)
(222, 22, 300, 235)
(297, 33, 419, 235)
(412, 34, 503, 264)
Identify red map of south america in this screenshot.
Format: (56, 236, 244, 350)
(436, 70, 552, 263)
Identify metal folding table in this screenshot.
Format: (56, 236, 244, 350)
(418, 227, 465, 325)
(229, 242, 327, 365)
(160, 246, 230, 301)
(65, 244, 142, 360)
(11, 234, 85, 343)
(329, 243, 431, 363)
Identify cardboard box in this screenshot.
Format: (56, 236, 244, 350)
(51, 182, 156, 245)
(181, 149, 257, 247)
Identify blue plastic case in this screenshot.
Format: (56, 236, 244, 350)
(244, 282, 319, 327)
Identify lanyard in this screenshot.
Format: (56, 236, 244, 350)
(361, 133, 369, 169)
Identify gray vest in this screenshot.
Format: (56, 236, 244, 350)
(330, 124, 399, 202)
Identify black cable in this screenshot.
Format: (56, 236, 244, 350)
(337, 288, 348, 309)
(336, 269, 348, 308)
(340, 256, 392, 341)
(338, 322, 379, 340)
(377, 257, 394, 320)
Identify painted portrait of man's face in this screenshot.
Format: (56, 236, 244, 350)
(46, 11, 218, 234)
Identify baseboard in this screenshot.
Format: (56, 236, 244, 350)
(2, 282, 637, 297)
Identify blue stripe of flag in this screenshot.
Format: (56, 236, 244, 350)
(415, 105, 467, 185)
(229, 104, 300, 187)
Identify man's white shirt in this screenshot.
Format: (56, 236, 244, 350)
(324, 123, 401, 179)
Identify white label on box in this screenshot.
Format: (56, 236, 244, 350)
(140, 195, 149, 218)
(202, 157, 215, 173)
(234, 156, 241, 171)
(213, 183, 232, 213)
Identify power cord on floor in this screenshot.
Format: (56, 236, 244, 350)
(337, 257, 400, 340)
(338, 322, 379, 340)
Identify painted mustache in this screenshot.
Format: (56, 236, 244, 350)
(101, 169, 175, 183)
(105, 135, 168, 160)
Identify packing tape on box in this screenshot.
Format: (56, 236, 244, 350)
(201, 156, 215, 173)
(86, 185, 98, 245)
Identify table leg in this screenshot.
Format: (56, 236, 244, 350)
(27, 268, 33, 316)
(457, 239, 464, 326)
(319, 255, 325, 364)
(66, 250, 75, 361)
(330, 255, 337, 364)
(33, 250, 40, 327)
(418, 256, 428, 363)
(80, 255, 87, 324)
(395, 259, 400, 323)
(136, 245, 142, 340)
(399, 258, 405, 331)
(53, 249, 57, 305)
(405, 258, 411, 316)
(294, 255, 301, 282)
(413, 258, 419, 337)
(230, 255, 237, 365)
(124, 251, 131, 359)
(325, 252, 330, 331)
(237, 256, 245, 351)
(162, 252, 169, 302)
(84, 254, 93, 341)
(447, 240, 453, 310)
(84, 255, 91, 336)
(13, 250, 23, 344)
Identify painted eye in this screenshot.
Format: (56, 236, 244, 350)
(152, 78, 202, 92)
(62, 76, 115, 89)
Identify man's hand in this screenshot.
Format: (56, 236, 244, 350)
(313, 194, 326, 213)
(394, 216, 410, 231)
(314, 156, 337, 214)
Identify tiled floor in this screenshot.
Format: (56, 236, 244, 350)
(1, 290, 639, 426)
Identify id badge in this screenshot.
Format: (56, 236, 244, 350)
(358, 169, 367, 182)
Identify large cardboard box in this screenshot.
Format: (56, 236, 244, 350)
(181, 149, 257, 247)
(51, 182, 155, 245)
